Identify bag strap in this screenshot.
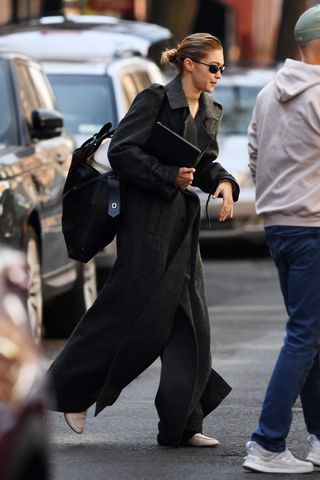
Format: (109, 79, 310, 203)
(107, 175, 121, 218)
(148, 83, 168, 124)
(150, 82, 189, 134)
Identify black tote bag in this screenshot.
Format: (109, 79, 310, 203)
(62, 123, 121, 263)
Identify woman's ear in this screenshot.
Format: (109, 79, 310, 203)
(184, 57, 193, 73)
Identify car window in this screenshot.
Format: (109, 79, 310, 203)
(0, 62, 18, 145)
(48, 74, 117, 136)
(132, 70, 153, 91)
(120, 71, 153, 111)
(14, 61, 40, 129)
(28, 64, 56, 111)
(213, 85, 261, 135)
(120, 73, 140, 111)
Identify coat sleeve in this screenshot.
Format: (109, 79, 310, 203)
(108, 86, 179, 201)
(192, 139, 240, 202)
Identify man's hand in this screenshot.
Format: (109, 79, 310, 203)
(176, 167, 196, 190)
(212, 181, 234, 221)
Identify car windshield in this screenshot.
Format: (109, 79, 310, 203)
(213, 85, 261, 135)
(48, 74, 117, 136)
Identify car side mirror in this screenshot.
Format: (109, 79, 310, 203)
(31, 108, 64, 139)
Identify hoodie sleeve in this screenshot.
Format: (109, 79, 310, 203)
(248, 105, 258, 185)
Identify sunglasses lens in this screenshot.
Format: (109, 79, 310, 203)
(209, 65, 219, 74)
(209, 65, 225, 74)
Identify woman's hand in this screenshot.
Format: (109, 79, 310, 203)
(212, 181, 234, 221)
(176, 167, 196, 190)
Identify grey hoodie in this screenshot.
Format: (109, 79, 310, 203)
(248, 58, 320, 227)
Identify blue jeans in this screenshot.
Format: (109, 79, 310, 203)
(252, 226, 320, 452)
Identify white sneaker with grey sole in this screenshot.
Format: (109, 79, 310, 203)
(306, 434, 320, 466)
(243, 441, 314, 474)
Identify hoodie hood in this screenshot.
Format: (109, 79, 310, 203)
(275, 58, 320, 102)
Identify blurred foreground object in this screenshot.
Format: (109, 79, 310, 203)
(0, 246, 49, 480)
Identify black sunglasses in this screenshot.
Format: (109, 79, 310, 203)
(190, 59, 225, 74)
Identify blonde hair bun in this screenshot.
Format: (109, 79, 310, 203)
(161, 48, 178, 65)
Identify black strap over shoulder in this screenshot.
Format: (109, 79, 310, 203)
(148, 83, 168, 124)
(148, 82, 188, 135)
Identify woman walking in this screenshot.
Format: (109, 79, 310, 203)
(48, 32, 239, 448)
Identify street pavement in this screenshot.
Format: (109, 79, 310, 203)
(43, 246, 320, 479)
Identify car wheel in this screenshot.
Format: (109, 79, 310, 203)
(44, 259, 97, 338)
(25, 226, 43, 342)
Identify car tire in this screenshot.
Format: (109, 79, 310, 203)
(6, 413, 49, 480)
(44, 259, 97, 338)
(25, 225, 43, 342)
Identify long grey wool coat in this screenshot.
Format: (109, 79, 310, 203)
(48, 75, 240, 446)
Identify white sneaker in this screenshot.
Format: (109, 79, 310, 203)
(185, 433, 219, 447)
(306, 434, 320, 466)
(64, 411, 87, 434)
(243, 441, 314, 474)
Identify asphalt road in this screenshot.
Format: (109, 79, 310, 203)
(43, 243, 319, 480)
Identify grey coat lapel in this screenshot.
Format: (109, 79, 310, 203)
(197, 93, 223, 153)
(165, 75, 223, 152)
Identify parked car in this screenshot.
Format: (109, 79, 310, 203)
(198, 66, 277, 243)
(0, 51, 97, 339)
(44, 56, 164, 145)
(0, 29, 164, 146)
(0, 246, 49, 480)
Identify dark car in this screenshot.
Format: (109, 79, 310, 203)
(0, 51, 97, 339)
(0, 246, 49, 480)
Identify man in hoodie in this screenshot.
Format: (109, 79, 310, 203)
(243, 4, 320, 474)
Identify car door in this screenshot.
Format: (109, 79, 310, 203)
(12, 58, 74, 282)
